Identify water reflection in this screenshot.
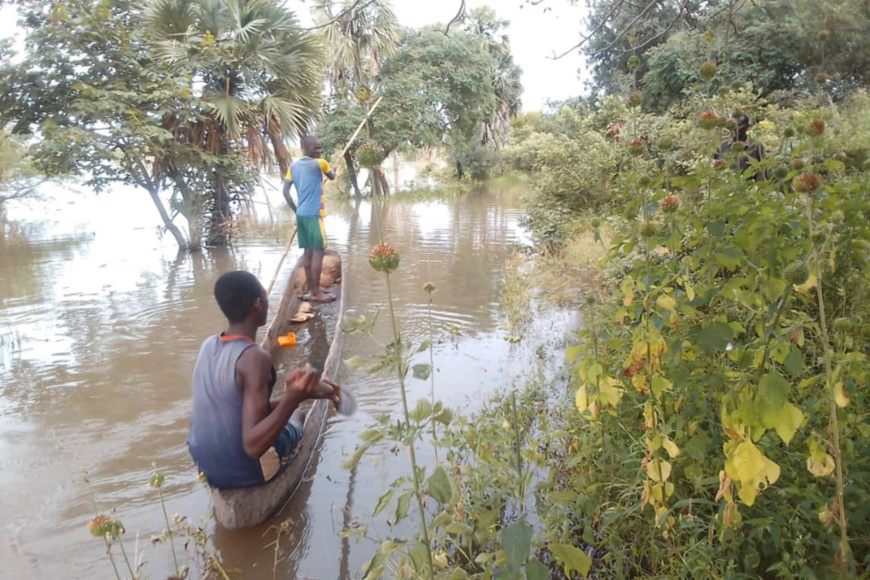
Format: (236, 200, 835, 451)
(0, 182, 576, 579)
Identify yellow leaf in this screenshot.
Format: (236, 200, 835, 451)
(621, 279, 635, 306)
(807, 454, 836, 477)
(770, 402, 804, 445)
(685, 283, 695, 301)
(647, 458, 672, 482)
(833, 381, 850, 408)
(795, 274, 818, 294)
(632, 372, 647, 393)
(662, 437, 681, 458)
(656, 294, 677, 314)
(599, 377, 623, 407)
(575, 384, 588, 413)
(725, 440, 780, 486)
(646, 435, 663, 454)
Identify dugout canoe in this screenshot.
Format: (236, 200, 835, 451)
(211, 255, 345, 530)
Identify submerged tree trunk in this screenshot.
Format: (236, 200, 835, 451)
(375, 168, 390, 196)
(147, 187, 189, 252)
(345, 150, 361, 197)
(209, 138, 232, 246)
(168, 169, 203, 252)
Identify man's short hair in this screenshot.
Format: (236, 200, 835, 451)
(301, 135, 318, 147)
(214, 271, 263, 323)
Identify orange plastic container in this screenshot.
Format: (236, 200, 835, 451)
(278, 332, 297, 348)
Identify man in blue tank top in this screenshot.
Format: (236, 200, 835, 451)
(188, 271, 341, 489)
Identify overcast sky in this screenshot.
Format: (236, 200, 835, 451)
(0, 0, 589, 111)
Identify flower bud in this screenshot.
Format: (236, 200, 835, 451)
(784, 127, 795, 138)
(628, 92, 643, 108)
(699, 112, 719, 131)
(640, 222, 657, 239)
(807, 119, 825, 136)
(661, 195, 679, 214)
(629, 140, 645, 157)
(784, 263, 809, 287)
(590, 218, 602, 229)
(773, 166, 789, 180)
(627, 55, 641, 71)
(638, 176, 652, 187)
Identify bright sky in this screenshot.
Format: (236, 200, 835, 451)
(0, 1, 589, 111)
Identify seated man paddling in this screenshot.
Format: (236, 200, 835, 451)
(188, 271, 340, 489)
(283, 135, 337, 303)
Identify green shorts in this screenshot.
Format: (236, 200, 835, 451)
(297, 216, 326, 250)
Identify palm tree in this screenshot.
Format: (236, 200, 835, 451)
(143, 0, 324, 244)
(312, 0, 398, 195)
(463, 7, 523, 149)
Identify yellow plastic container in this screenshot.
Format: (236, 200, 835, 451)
(277, 332, 297, 348)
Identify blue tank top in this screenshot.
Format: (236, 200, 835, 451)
(187, 335, 275, 488)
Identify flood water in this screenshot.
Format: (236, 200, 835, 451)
(0, 179, 579, 579)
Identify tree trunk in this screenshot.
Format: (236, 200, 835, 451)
(209, 139, 231, 246)
(147, 186, 189, 252)
(376, 168, 390, 196)
(456, 161, 465, 180)
(168, 169, 203, 252)
(392, 152, 399, 192)
(344, 150, 361, 197)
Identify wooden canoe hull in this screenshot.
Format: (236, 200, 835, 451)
(211, 255, 345, 530)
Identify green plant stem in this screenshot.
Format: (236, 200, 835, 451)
(102, 537, 122, 580)
(384, 270, 435, 579)
(755, 285, 794, 385)
(806, 196, 850, 566)
(428, 298, 438, 461)
(157, 487, 180, 575)
(510, 391, 525, 516)
(116, 535, 137, 579)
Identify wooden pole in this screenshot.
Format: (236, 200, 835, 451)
(265, 227, 297, 296)
(326, 96, 384, 182)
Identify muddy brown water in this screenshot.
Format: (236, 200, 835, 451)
(0, 180, 579, 579)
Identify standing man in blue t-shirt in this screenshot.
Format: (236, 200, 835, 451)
(283, 136, 337, 303)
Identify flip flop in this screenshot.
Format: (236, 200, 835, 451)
(298, 293, 312, 301)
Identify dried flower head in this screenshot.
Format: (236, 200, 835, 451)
(699, 111, 719, 131)
(714, 159, 728, 171)
(794, 173, 822, 194)
(818, 30, 830, 41)
(661, 195, 679, 214)
(628, 140, 645, 156)
(628, 92, 643, 108)
(700, 61, 717, 81)
(90, 515, 112, 537)
(784, 127, 796, 138)
(369, 243, 401, 273)
(731, 141, 747, 153)
(423, 282, 436, 294)
(793, 158, 805, 170)
(815, 73, 829, 85)
(808, 119, 826, 136)
(357, 141, 384, 169)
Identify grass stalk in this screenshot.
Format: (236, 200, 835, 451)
(157, 487, 180, 575)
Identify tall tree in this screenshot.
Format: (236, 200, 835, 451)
(143, 0, 325, 243)
(312, 0, 399, 195)
(0, 0, 205, 251)
(462, 7, 523, 149)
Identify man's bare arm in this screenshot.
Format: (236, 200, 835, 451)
(238, 348, 306, 459)
(283, 180, 297, 213)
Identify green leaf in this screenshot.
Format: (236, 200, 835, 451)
(526, 559, 548, 580)
(784, 349, 804, 376)
(501, 518, 533, 576)
(412, 363, 432, 380)
(565, 345, 583, 363)
(757, 371, 789, 410)
(417, 339, 432, 353)
(373, 489, 394, 517)
(344, 356, 367, 369)
(409, 541, 428, 573)
(550, 543, 592, 578)
(394, 492, 411, 524)
(685, 432, 712, 461)
(412, 398, 433, 423)
(427, 466, 452, 505)
(696, 322, 734, 353)
(435, 407, 454, 425)
(716, 245, 745, 270)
